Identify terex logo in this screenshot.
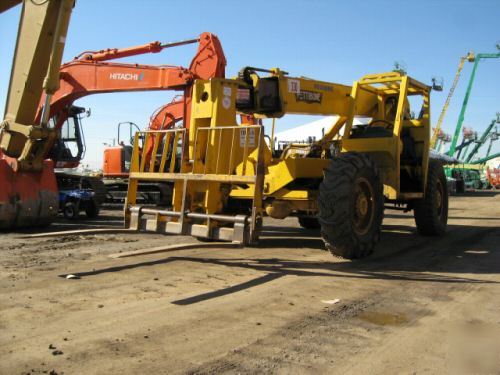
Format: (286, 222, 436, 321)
(109, 72, 145, 81)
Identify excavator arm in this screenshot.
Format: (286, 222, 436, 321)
(37, 61, 194, 127)
(148, 97, 185, 130)
(40, 32, 225, 120)
(36, 32, 226, 165)
(0, 0, 74, 229)
(1, 0, 74, 171)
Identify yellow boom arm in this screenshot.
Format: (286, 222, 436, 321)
(0, 0, 74, 171)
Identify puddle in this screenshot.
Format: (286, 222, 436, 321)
(358, 311, 408, 326)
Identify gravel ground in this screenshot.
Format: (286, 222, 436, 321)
(1, 191, 499, 374)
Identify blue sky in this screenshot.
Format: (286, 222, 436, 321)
(1, 0, 499, 168)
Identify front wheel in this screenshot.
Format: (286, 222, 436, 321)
(63, 202, 79, 220)
(413, 159, 448, 235)
(318, 152, 384, 259)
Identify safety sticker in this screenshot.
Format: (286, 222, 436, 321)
(240, 128, 255, 147)
(222, 86, 232, 109)
(288, 79, 300, 94)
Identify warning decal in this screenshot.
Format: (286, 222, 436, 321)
(240, 128, 255, 147)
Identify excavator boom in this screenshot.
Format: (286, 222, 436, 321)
(1, 0, 73, 171)
(37, 32, 226, 167)
(0, 0, 74, 229)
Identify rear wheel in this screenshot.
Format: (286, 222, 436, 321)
(298, 216, 320, 229)
(63, 202, 79, 220)
(318, 152, 384, 259)
(414, 159, 448, 235)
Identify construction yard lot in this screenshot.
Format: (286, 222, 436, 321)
(1, 192, 499, 374)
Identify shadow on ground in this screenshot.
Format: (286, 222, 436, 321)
(61, 221, 500, 305)
(5, 213, 124, 234)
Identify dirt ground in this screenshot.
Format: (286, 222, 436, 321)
(1, 192, 499, 375)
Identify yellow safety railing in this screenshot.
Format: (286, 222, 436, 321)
(125, 125, 265, 244)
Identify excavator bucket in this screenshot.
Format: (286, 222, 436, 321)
(0, 159, 58, 229)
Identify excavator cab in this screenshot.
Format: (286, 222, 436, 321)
(50, 105, 87, 168)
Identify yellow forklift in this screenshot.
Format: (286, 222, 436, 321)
(125, 67, 448, 259)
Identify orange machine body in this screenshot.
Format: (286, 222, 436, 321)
(103, 98, 185, 176)
(103, 146, 129, 178)
(1, 32, 225, 228)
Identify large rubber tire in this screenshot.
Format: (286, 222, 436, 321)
(414, 159, 448, 235)
(298, 216, 320, 229)
(63, 202, 79, 220)
(318, 152, 384, 259)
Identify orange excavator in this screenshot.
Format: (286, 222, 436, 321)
(39, 32, 225, 168)
(0, 0, 225, 227)
(38, 32, 225, 207)
(102, 98, 185, 204)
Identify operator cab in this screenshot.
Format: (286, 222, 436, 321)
(49, 105, 87, 168)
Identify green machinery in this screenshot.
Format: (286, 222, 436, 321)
(446, 114, 500, 190)
(443, 45, 500, 191)
(464, 114, 500, 163)
(447, 47, 500, 157)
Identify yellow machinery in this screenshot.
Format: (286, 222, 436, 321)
(430, 52, 474, 149)
(0, 0, 75, 228)
(1, 0, 73, 171)
(125, 67, 448, 258)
